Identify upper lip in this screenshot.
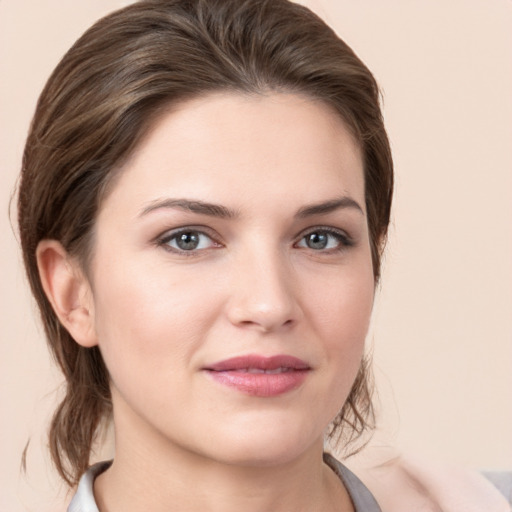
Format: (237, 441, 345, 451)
(204, 354, 311, 372)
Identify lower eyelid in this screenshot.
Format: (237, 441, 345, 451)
(299, 229, 352, 245)
(157, 227, 220, 251)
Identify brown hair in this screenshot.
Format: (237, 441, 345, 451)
(18, 0, 393, 486)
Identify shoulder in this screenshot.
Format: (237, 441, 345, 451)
(347, 454, 511, 512)
(483, 471, 512, 505)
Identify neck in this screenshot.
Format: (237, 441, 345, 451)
(94, 421, 353, 512)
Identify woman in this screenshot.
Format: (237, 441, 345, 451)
(15, 1, 510, 511)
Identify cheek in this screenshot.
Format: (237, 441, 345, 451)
(305, 259, 375, 403)
(308, 259, 375, 343)
(89, 257, 223, 385)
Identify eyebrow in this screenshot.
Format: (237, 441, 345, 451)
(139, 195, 364, 219)
(295, 197, 364, 217)
(139, 198, 238, 219)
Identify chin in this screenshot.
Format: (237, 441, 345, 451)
(200, 418, 324, 468)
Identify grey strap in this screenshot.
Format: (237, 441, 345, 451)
(324, 452, 382, 512)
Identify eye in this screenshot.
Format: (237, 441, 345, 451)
(158, 228, 220, 253)
(296, 228, 351, 251)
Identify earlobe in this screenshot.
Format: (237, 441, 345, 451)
(36, 240, 98, 348)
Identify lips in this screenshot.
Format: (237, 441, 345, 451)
(203, 355, 311, 397)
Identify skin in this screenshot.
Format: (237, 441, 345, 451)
(38, 92, 375, 512)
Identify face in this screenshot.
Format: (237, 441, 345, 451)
(86, 93, 375, 467)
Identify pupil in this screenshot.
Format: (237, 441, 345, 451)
(308, 232, 327, 249)
(177, 232, 199, 250)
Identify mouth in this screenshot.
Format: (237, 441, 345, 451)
(203, 354, 311, 397)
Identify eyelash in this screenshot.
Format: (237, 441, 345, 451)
(295, 227, 353, 253)
(156, 226, 353, 256)
(156, 226, 221, 255)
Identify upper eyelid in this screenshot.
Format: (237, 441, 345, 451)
(297, 225, 351, 239)
(155, 226, 223, 252)
(157, 225, 219, 241)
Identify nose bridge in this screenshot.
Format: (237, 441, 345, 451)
(227, 239, 299, 331)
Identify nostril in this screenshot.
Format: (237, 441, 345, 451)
(235, 317, 295, 332)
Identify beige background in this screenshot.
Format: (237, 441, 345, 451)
(1, 0, 511, 510)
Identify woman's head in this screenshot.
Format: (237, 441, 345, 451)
(18, 0, 392, 485)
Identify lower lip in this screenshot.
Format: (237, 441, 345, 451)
(205, 370, 309, 397)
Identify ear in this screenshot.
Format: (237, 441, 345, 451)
(36, 240, 98, 348)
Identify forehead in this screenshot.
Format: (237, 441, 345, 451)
(101, 92, 365, 215)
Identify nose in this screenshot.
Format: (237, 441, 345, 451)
(225, 250, 302, 333)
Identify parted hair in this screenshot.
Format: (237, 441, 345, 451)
(18, 0, 393, 486)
